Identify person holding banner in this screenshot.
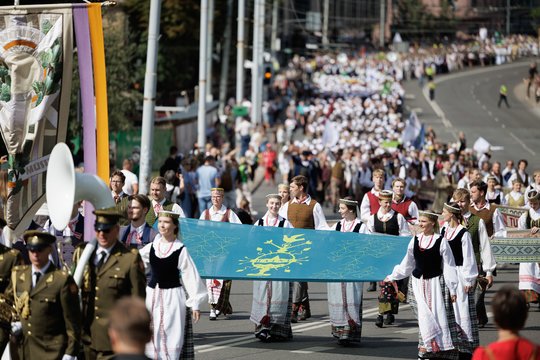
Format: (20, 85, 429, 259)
(452, 188, 497, 329)
(200, 187, 242, 320)
(279, 175, 328, 323)
(250, 194, 294, 342)
(518, 190, 540, 307)
(145, 177, 185, 228)
(364, 190, 410, 328)
(441, 202, 479, 359)
(360, 168, 386, 292)
(327, 197, 364, 345)
(385, 211, 460, 360)
(139, 210, 207, 359)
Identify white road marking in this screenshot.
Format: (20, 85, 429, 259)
(395, 328, 419, 334)
(476, 100, 481, 104)
(509, 132, 536, 156)
(291, 346, 334, 354)
(494, 117, 499, 122)
(487, 111, 492, 116)
(501, 124, 506, 128)
(482, 105, 487, 110)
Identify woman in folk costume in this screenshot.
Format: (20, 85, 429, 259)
(385, 211, 460, 359)
(327, 197, 364, 345)
(250, 194, 294, 342)
(518, 190, 540, 306)
(441, 202, 479, 360)
(504, 177, 525, 207)
(485, 175, 504, 205)
(199, 187, 242, 320)
(139, 211, 207, 359)
(364, 190, 410, 328)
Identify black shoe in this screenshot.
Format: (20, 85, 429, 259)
(478, 319, 488, 328)
(256, 330, 271, 342)
(384, 314, 395, 325)
(291, 312, 298, 323)
(375, 315, 384, 328)
(367, 282, 377, 292)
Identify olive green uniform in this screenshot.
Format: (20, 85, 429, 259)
(6, 264, 81, 360)
(0, 245, 23, 353)
(73, 242, 146, 359)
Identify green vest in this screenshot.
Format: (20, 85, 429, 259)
(145, 200, 175, 227)
(466, 214, 481, 265)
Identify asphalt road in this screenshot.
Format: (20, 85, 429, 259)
(408, 61, 539, 169)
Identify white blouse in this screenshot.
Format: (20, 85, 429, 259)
(139, 236, 207, 310)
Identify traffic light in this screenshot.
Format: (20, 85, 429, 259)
(263, 65, 272, 85)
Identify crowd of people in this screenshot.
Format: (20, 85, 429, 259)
(0, 34, 539, 360)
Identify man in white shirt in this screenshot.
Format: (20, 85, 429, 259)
(279, 175, 328, 322)
(120, 194, 158, 249)
(121, 159, 139, 195)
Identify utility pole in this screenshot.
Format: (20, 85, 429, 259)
(379, 0, 385, 48)
(251, 0, 264, 124)
(197, 0, 208, 149)
(236, 0, 245, 104)
(206, 0, 214, 101)
(257, 0, 265, 106)
(218, 0, 233, 115)
(270, 0, 278, 56)
(139, 0, 162, 195)
(322, 0, 329, 48)
(506, 0, 510, 36)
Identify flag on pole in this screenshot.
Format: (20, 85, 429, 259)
(0, 6, 73, 237)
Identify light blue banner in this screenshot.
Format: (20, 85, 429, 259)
(179, 218, 410, 282)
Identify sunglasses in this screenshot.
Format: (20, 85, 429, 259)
(95, 227, 112, 234)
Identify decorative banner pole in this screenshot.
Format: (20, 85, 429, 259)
(88, 3, 110, 183)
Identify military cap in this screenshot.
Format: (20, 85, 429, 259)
(93, 208, 122, 231)
(24, 230, 56, 251)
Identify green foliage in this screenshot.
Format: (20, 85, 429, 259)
(394, 0, 456, 37)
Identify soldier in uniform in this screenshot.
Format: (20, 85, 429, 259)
(0, 220, 23, 354)
(6, 231, 81, 360)
(145, 176, 185, 228)
(73, 209, 146, 360)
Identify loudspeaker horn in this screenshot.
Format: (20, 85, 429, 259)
(46, 143, 114, 230)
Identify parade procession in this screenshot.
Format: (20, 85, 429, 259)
(0, 1, 539, 360)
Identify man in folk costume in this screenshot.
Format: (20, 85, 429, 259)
(43, 201, 84, 270)
(327, 197, 364, 345)
(199, 187, 242, 320)
(363, 190, 410, 327)
(504, 177, 525, 207)
(279, 175, 328, 322)
(145, 176, 185, 229)
(7, 231, 81, 360)
(452, 188, 497, 329)
(391, 177, 419, 223)
(518, 190, 540, 306)
(73, 209, 146, 360)
(359, 168, 386, 292)
(250, 194, 293, 342)
(120, 194, 158, 250)
(110, 171, 130, 225)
